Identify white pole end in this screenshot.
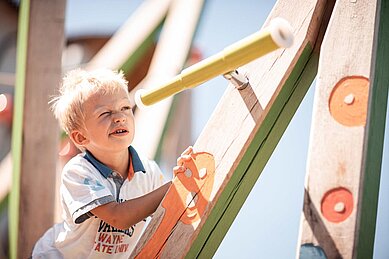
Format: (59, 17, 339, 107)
(134, 89, 147, 110)
(269, 17, 294, 48)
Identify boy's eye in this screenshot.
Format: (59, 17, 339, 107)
(99, 111, 111, 117)
(121, 106, 131, 111)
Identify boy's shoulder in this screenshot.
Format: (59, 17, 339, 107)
(63, 152, 89, 169)
(134, 151, 161, 175)
(61, 148, 163, 178)
(61, 152, 98, 177)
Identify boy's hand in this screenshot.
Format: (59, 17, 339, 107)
(173, 146, 193, 176)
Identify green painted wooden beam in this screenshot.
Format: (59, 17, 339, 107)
(9, 1, 65, 258)
(120, 24, 161, 74)
(187, 44, 318, 258)
(185, 0, 337, 256)
(131, 1, 335, 257)
(87, 0, 172, 74)
(9, 0, 29, 258)
(355, 0, 389, 257)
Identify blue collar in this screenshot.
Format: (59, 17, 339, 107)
(84, 146, 146, 178)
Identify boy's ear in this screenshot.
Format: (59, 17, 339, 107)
(70, 130, 89, 146)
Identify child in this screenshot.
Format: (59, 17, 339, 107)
(32, 68, 191, 258)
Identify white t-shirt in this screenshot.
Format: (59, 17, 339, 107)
(32, 146, 165, 259)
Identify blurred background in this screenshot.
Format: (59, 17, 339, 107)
(0, 0, 387, 258)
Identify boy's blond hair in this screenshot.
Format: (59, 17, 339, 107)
(50, 68, 129, 136)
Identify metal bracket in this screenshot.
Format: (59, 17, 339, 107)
(223, 69, 249, 90)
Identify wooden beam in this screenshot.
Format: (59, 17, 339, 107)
(154, 91, 192, 172)
(355, 1, 389, 258)
(9, 1, 65, 258)
(132, 0, 205, 159)
(297, 1, 388, 258)
(132, 0, 333, 257)
(86, 0, 171, 72)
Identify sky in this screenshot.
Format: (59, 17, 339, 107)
(66, 1, 388, 258)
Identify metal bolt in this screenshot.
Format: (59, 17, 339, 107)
(185, 169, 192, 178)
(198, 168, 207, 179)
(344, 93, 355, 105)
(334, 202, 345, 213)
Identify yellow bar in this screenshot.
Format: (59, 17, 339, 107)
(136, 18, 293, 107)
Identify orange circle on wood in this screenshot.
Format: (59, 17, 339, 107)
(179, 153, 215, 224)
(321, 187, 353, 223)
(329, 76, 369, 126)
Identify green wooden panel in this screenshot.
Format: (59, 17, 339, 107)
(9, 1, 30, 259)
(120, 24, 161, 74)
(355, 0, 389, 258)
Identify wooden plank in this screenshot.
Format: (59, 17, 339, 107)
(355, 1, 389, 258)
(132, 0, 205, 159)
(86, 0, 171, 72)
(297, 1, 387, 258)
(154, 91, 192, 172)
(9, 1, 30, 257)
(132, 0, 333, 257)
(9, 1, 65, 258)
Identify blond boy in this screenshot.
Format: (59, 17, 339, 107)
(32, 69, 190, 258)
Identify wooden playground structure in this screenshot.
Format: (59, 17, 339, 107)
(0, 0, 387, 258)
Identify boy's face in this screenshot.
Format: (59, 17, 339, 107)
(73, 87, 135, 155)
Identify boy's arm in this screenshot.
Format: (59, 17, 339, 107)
(91, 146, 193, 230)
(91, 181, 171, 230)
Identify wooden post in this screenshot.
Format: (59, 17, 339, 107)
(9, 1, 65, 258)
(154, 90, 192, 173)
(132, 0, 334, 257)
(355, 1, 389, 257)
(132, 0, 205, 159)
(86, 0, 171, 73)
(297, 1, 388, 258)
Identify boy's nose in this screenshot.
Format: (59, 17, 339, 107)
(114, 114, 126, 123)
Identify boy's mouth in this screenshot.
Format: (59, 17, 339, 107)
(110, 128, 129, 135)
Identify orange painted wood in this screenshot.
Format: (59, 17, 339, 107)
(297, 1, 381, 258)
(134, 152, 214, 258)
